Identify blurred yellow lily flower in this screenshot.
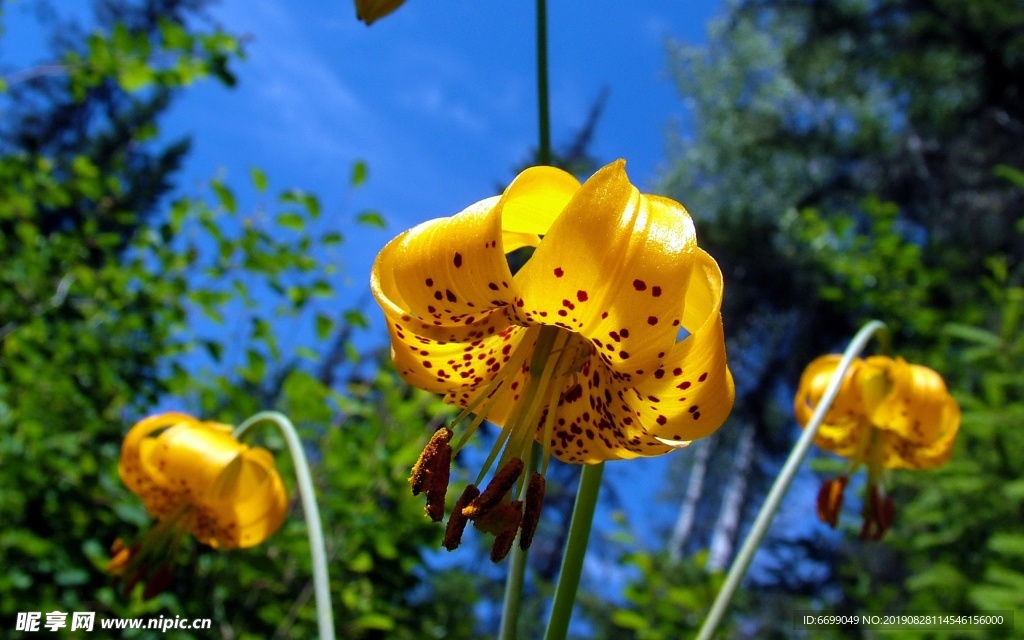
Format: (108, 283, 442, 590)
(110, 412, 288, 595)
(371, 160, 734, 559)
(355, 0, 406, 25)
(794, 355, 960, 539)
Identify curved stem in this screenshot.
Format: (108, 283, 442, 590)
(543, 462, 604, 640)
(696, 320, 889, 640)
(536, 0, 551, 166)
(235, 411, 335, 640)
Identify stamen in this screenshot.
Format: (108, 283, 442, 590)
(463, 457, 524, 519)
(443, 484, 480, 551)
(519, 472, 546, 550)
(816, 475, 848, 528)
(424, 435, 452, 522)
(860, 483, 894, 541)
(487, 501, 524, 562)
(409, 427, 452, 496)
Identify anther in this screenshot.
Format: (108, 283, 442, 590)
(423, 436, 452, 522)
(474, 501, 523, 562)
(519, 472, 546, 551)
(859, 484, 894, 541)
(816, 475, 848, 529)
(462, 457, 524, 519)
(409, 427, 453, 496)
(443, 484, 479, 551)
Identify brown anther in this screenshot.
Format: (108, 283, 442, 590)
(462, 457, 524, 520)
(409, 427, 453, 496)
(443, 484, 479, 551)
(423, 436, 452, 522)
(519, 472, 546, 551)
(142, 563, 175, 600)
(859, 484, 895, 541)
(478, 501, 523, 562)
(816, 475, 848, 529)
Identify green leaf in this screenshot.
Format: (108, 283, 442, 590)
(351, 160, 368, 187)
(612, 609, 650, 631)
(251, 167, 268, 193)
(315, 313, 334, 340)
(211, 180, 237, 213)
(355, 613, 395, 631)
(277, 212, 305, 231)
(988, 534, 1024, 557)
(356, 210, 387, 228)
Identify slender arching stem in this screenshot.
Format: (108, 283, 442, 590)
(695, 320, 890, 640)
(235, 411, 334, 640)
(543, 461, 605, 640)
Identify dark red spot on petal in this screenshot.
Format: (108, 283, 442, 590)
(554, 268, 564, 277)
(454, 252, 463, 268)
(425, 278, 434, 287)
(698, 372, 708, 382)
(446, 290, 457, 303)
(577, 290, 589, 302)
(633, 279, 647, 291)
(652, 286, 662, 297)
(647, 316, 658, 325)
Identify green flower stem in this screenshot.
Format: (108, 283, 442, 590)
(544, 461, 605, 640)
(536, 0, 551, 166)
(696, 320, 889, 640)
(499, 442, 544, 640)
(235, 411, 335, 640)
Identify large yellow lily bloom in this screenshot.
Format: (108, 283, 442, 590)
(794, 355, 960, 538)
(371, 160, 734, 558)
(119, 412, 289, 549)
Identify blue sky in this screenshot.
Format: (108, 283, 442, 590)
(160, 0, 723, 298)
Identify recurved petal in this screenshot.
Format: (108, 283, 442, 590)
(881, 392, 961, 469)
(512, 161, 698, 381)
(202, 448, 289, 548)
(371, 165, 579, 331)
(140, 421, 241, 501)
(371, 197, 514, 326)
(119, 412, 197, 498)
(628, 249, 734, 442)
(794, 355, 864, 427)
(870, 357, 954, 445)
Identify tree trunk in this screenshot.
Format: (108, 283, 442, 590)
(668, 437, 713, 562)
(707, 424, 755, 571)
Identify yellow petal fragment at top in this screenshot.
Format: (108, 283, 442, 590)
(512, 162, 697, 381)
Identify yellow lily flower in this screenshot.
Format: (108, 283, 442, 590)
(794, 355, 960, 539)
(371, 160, 734, 559)
(354, 0, 406, 25)
(111, 412, 289, 594)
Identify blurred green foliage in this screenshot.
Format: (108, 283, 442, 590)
(0, 2, 476, 637)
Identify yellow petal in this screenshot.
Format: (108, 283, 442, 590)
(370, 166, 580, 398)
(141, 421, 240, 502)
(200, 449, 289, 548)
(542, 352, 675, 463)
(794, 355, 866, 428)
(881, 390, 961, 469)
(869, 357, 953, 445)
(627, 249, 734, 442)
(512, 161, 698, 381)
(119, 412, 197, 501)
